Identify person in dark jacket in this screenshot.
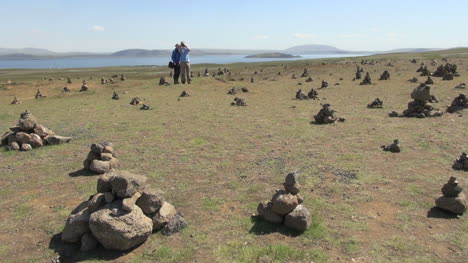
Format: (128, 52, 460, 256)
(171, 44, 181, 84)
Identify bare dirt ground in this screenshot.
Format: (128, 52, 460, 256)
(0, 49, 466, 263)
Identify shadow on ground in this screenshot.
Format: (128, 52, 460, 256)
(49, 233, 134, 262)
(427, 207, 460, 219)
(68, 168, 95, 177)
(249, 216, 302, 237)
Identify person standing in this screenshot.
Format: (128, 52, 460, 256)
(179, 41, 191, 84)
(171, 44, 181, 84)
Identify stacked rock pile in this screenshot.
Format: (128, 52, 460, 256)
(452, 152, 468, 171)
(300, 69, 309, 78)
(367, 98, 383, 108)
(62, 87, 71, 92)
(120, 74, 126, 81)
(257, 172, 311, 231)
(80, 80, 89, 92)
(35, 89, 46, 99)
(179, 91, 189, 97)
(112, 91, 120, 100)
(308, 88, 319, 100)
(435, 177, 467, 214)
(425, 76, 434, 85)
(305, 77, 313, 82)
(379, 70, 390, 80)
(1, 111, 71, 151)
(388, 84, 443, 118)
(11, 96, 21, 104)
(446, 94, 467, 113)
(320, 80, 329, 89)
(295, 89, 308, 100)
(140, 104, 150, 110)
(432, 63, 459, 80)
(231, 97, 247, 106)
(408, 77, 418, 83)
(360, 72, 372, 85)
(130, 97, 142, 105)
(159, 77, 170, 86)
(381, 139, 400, 153)
(83, 142, 120, 174)
(61, 170, 187, 251)
(313, 104, 344, 124)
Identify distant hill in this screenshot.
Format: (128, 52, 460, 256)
(283, 44, 349, 54)
(245, 52, 300, 58)
(378, 48, 442, 54)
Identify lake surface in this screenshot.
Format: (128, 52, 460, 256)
(0, 53, 371, 69)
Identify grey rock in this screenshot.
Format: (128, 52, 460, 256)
(284, 204, 312, 231)
(136, 188, 165, 214)
(110, 171, 146, 198)
(271, 190, 298, 215)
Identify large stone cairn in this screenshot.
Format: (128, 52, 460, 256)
(61, 170, 187, 251)
(1, 111, 71, 151)
(433, 63, 459, 80)
(447, 94, 467, 113)
(452, 152, 468, 171)
(360, 72, 372, 85)
(435, 177, 467, 214)
(379, 70, 390, 80)
(389, 84, 443, 118)
(313, 104, 343, 124)
(257, 172, 311, 232)
(83, 142, 120, 174)
(367, 98, 383, 108)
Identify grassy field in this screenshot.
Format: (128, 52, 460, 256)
(0, 49, 466, 263)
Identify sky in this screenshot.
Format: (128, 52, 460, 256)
(1, 0, 467, 52)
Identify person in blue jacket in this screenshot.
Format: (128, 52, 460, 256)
(171, 43, 181, 84)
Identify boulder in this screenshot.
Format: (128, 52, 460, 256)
(89, 160, 111, 174)
(161, 213, 187, 236)
(28, 133, 43, 148)
(1, 132, 12, 145)
(100, 153, 113, 161)
(122, 192, 142, 212)
(152, 201, 177, 230)
(97, 173, 113, 193)
(18, 116, 37, 131)
(8, 142, 20, 151)
(45, 135, 72, 145)
(33, 124, 51, 138)
(110, 171, 147, 198)
(15, 132, 31, 144)
(136, 189, 165, 214)
(435, 193, 467, 214)
(88, 193, 106, 213)
(21, 143, 32, 151)
(271, 190, 298, 215)
(89, 201, 153, 251)
(61, 203, 91, 243)
(257, 201, 283, 224)
(284, 204, 312, 231)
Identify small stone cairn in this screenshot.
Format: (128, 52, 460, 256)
(435, 177, 467, 214)
(231, 97, 247, 106)
(452, 152, 468, 171)
(313, 104, 344, 124)
(1, 111, 71, 151)
(83, 142, 120, 174)
(381, 139, 400, 153)
(446, 94, 467, 113)
(388, 84, 443, 118)
(367, 98, 383, 108)
(360, 72, 372, 85)
(257, 172, 311, 232)
(379, 70, 390, 80)
(61, 169, 186, 251)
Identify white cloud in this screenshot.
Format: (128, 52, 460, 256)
(385, 32, 399, 37)
(338, 33, 366, 38)
(91, 25, 105, 32)
(253, 35, 269, 40)
(292, 33, 318, 39)
(370, 27, 380, 32)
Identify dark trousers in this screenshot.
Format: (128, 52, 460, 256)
(173, 63, 181, 84)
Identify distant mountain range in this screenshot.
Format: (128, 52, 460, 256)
(0, 45, 448, 60)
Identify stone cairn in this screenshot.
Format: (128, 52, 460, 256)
(305, 77, 313, 82)
(62, 87, 71, 92)
(80, 80, 89, 92)
(251, 77, 254, 83)
(227, 87, 248, 95)
(227, 88, 237, 95)
(313, 104, 344, 124)
(61, 170, 187, 251)
(425, 76, 434, 85)
(257, 172, 311, 232)
(83, 142, 120, 174)
(120, 74, 126, 81)
(11, 96, 21, 104)
(417, 64, 431, 76)
(129, 97, 142, 105)
(408, 77, 418, 83)
(388, 84, 443, 118)
(452, 152, 468, 171)
(432, 63, 459, 80)
(360, 72, 372, 85)
(1, 111, 71, 151)
(435, 177, 467, 215)
(231, 97, 247, 106)
(295, 89, 308, 100)
(101, 77, 106, 84)
(291, 74, 297, 79)
(367, 98, 383, 108)
(179, 91, 189, 97)
(159, 77, 170, 86)
(204, 68, 209, 77)
(112, 91, 120, 100)
(355, 66, 363, 80)
(379, 70, 390, 80)
(381, 139, 400, 153)
(67, 77, 72, 84)
(308, 88, 319, 100)
(35, 89, 46, 99)
(454, 83, 466, 89)
(140, 104, 150, 110)
(447, 94, 467, 113)
(320, 80, 329, 89)
(300, 69, 309, 78)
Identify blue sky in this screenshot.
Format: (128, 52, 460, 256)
(1, 0, 467, 52)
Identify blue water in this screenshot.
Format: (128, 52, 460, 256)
(0, 54, 371, 69)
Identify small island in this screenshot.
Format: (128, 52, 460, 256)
(245, 52, 301, 58)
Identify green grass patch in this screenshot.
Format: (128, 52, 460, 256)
(141, 245, 195, 262)
(202, 197, 224, 212)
